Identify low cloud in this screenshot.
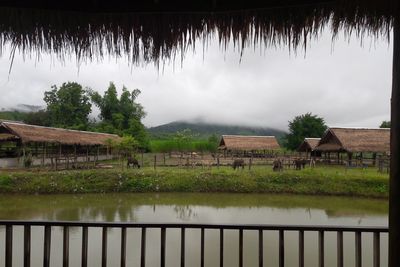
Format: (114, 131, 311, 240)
(0, 28, 392, 130)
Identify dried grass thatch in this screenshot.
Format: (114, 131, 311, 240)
(218, 135, 280, 151)
(297, 137, 321, 152)
(315, 127, 390, 153)
(0, 0, 396, 65)
(0, 121, 121, 146)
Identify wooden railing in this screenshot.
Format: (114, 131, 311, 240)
(0, 221, 388, 267)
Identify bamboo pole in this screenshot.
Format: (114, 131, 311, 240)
(390, 15, 400, 267)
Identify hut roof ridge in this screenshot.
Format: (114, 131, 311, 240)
(221, 134, 276, 138)
(0, 121, 121, 145)
(1, 121, 119, 137)
(329, 126, 390, 130)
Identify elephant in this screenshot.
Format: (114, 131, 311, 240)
(232, 159, 245, 170)
(273, 159, 283, 172)
(127, 156, 141, 169)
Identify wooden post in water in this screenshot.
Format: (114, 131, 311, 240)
(390, 14, 400, 267)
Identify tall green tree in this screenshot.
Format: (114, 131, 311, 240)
(44, 82, 91, 129)
(380, 121, 391, 128)
(285, 113, 327, 150)
(89, 82, 148, 149)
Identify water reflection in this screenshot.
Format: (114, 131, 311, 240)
(0, 193, 388, 225)
(0, 193, 388, 267)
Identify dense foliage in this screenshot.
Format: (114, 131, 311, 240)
(0, 81, 149, 150)
(380, 121, 391, 128)
(88, 82, 149, 150)
(284, 113, 327, 150)
(44, 82, 92, 129)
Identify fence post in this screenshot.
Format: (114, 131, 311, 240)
(249, 157, 252, 170)
(163, 153, 166, 166)
(217, 156, 220, 169)
(154, 155, 157, 170)
(141, 152, 144, 167)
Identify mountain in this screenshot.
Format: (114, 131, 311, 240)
(148, 121, 286, 139)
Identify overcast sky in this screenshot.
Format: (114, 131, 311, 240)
(0, 28, 393, 131)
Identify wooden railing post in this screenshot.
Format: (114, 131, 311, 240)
(5, 225, 12, 267)
(24, 225, 31, 267)
(390, 14, 400, 267)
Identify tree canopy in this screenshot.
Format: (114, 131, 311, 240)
(380, 121, 391, 128)
(284, 113, 327, 150)
(89, 82, 149, 150)
(44, 82, 91, 129)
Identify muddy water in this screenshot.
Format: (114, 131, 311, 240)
(0, 193, 388, 267)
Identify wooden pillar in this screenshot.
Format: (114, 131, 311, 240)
(86, 146, 89, 168)
(348, 152, 353, 166)
(74, 145, 77, 166)
(41, 143, 45, 167)
(390, 15, 400, 267)
(22, 144, 26, 168)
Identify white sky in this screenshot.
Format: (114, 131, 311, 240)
(0, 28, 393, 131)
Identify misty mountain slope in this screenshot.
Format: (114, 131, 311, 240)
(148, 121, 286, 139)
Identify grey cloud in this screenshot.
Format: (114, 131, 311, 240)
(0, 28, 393, 130)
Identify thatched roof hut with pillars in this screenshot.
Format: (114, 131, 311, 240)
(0, 0, 400, 264)
(297, 138, 321, 157)
(316, 127, 390, 154)
(314, 127, 390, 165)
(0, 121, 120, 168)
(218, 135, 280, 156)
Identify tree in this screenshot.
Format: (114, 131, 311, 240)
(285, 113, 327, 150)
(89, 82, 148, 148)
(380, 121, 391, 128)
(24, 110, 51, 126)
(44, 82, 91, 129)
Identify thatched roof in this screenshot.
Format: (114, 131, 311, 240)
(0, 1, 396, 65)
(218, 135, 280, 151)
(315, 127, 390, 153)
(0, 121, 120, 146)
(297, 137, 321, 152)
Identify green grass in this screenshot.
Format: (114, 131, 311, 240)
(149, 139, 217, 153)
(0, 165, 388, 197)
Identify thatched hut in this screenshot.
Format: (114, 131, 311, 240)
(0, 121, 120, 168)
(218, 135, 280, 157)
(315, 127, 390, 164)
(0, 0, 399, 264)
(316, 127, 390, 153)
(297, 138, 321, 157)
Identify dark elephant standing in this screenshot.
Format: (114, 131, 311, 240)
(127, 156, 141, 168)
(232, 159, 245, 170)
(273, 159, 283, 172)
(294, 159, 308, 170)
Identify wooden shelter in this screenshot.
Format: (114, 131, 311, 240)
(0, 0, 399, 265)
(316, 127, 390, 154)
(297, 138, 321, 157)
(0, 121, 120, 168)
(218, 135, 280, 156)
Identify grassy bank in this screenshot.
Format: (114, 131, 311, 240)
(0, 166, 388, 198)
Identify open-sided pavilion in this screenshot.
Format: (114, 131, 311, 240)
(0, 0, 398, 266)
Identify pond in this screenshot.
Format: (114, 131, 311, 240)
(0, 193, 388, 267)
